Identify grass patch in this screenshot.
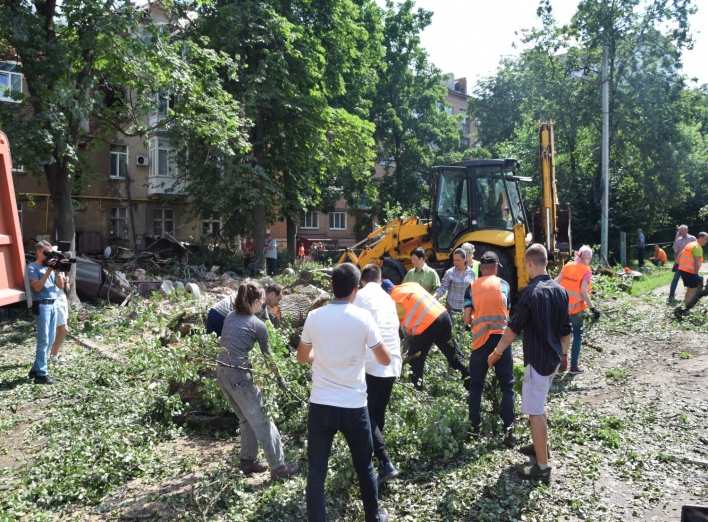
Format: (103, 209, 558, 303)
(630, 268, 675, 295)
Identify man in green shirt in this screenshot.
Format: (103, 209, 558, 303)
(402, 248, 441, 294)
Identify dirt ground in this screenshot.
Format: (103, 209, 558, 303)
(1, 276, 707, 521)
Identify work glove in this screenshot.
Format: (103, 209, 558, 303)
(277, 376, 287, 388)
(591, 307, 601, 322)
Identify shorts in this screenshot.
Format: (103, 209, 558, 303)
(521, 364, 558, 416)
(55, 294, 69, 328)
(679, 270, 699, 289)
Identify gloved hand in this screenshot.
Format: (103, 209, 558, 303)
(277, 376, 287, 388)
(591, 307, 601, 322)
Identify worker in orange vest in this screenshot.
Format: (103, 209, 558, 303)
(556, 245, 600, 375)
(297, 243, 305, 262)
(388, 282, 470, 390)
(463, 251, 515, 445)
(677, 232, 708, 305)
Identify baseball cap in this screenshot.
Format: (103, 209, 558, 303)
(479, 251, 503, 267)
(381, 279, 394, 293)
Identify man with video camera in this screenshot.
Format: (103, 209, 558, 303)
(27, 240, 68, 385)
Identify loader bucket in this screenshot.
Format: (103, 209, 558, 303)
(0, 132, 26, 306)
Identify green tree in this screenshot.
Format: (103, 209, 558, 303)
(471, 0, 701, 249)
(0, 0, 244, 299)
(178, 0, 380, 253)
(369, 0, 464, 223)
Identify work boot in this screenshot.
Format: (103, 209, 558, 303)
(378, 507, 390, 522)
(516, 462, 551, 483)
(270, 462, 299, 480)
(502, 430, 517, 448)
(34, 375, 56, 385)
(240, 459, 268, 475)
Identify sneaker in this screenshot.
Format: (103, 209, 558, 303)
(568, 365, 585, 375)
(377, 462, 399, 485)
(518, 443, 551, 458)
(378, 507, 390, 522)
(49, 355, 65, 364)
(34, 374, 56, 385)
(516, 462, 551, 483)
(240, 459, 268, 475)
(28, 369, 37, 379)
(270, 462, 298, 480)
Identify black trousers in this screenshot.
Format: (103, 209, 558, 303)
(407, 312, 470, 389)
(365, 373, 395, 464)
(637, 247, 645, 267)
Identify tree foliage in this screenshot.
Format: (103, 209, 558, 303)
(471, 0, 707, 250)
(0, 0, 244, 298)
(370, 0, 464, 222)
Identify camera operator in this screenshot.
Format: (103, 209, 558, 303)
(49, 247, 71, 364)
(27, 240, 67, 385)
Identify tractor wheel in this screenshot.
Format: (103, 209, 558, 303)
(381, 258, 405, 285)
(472, 244, 517, 299)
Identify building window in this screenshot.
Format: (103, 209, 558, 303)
(459, 109, 470, 134)
(11, 164, 24, 172)
(110, 145, 128, 179)
(0, 62, 22, 103)
(149, 138, 176, 177)
(329, 212, 346, 230)
(299, 211, 319, 229)
(154, 208, 174, 236)
(110, 207, 128, 240)
(461, 137, 470, 148)
(202, 214, 221, 236)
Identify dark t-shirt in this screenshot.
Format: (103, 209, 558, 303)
(507, 274, 572, 376)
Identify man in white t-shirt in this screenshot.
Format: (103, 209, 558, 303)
(353, 264, 402, 486)
(298, 263, 392, 522)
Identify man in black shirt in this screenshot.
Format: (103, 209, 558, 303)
(487, 244, 571, 482)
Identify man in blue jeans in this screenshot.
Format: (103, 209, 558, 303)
(463, 251, 515, 446)
(27, 240, 65, 385)
(298, 264, 392, 522)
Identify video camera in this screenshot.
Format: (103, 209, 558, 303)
(42, 241, 76, 274)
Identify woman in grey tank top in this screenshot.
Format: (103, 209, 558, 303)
(216, 281, 298, 479)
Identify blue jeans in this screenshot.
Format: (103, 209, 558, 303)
(669, 268, 681, 299)
(206, 309, 226, 336)
(306, 403, 381, 522)
(468, 334, 515, 431)
(31, 303, 57, 377)
(570, 312, 583, 368)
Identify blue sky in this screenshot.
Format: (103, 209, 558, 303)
(388, 0, 707, 88)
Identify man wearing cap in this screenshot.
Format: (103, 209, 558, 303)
(463, 251, 514, 445)
(264, 233, 278, 277)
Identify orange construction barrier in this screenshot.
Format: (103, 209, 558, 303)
(0, 131, 26, 306)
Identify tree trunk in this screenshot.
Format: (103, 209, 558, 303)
(286, 216, 296, 252)
(45, 163, 79, 304)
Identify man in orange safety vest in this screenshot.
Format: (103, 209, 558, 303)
(677, 232, 708, 305)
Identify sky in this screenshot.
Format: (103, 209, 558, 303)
(392, 0, 708, 89)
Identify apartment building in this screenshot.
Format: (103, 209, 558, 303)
(4, 5, 217, 255)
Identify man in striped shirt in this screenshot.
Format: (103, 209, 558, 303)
(487, 244, 571, 482)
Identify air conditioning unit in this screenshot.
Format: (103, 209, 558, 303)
(136, 154, 148, 166)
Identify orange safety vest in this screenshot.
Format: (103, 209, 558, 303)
(560, 261, 592, 315)
(470, 276, 508, 350)
(678, 241, 703, 274)
(390, 282, 445, 335)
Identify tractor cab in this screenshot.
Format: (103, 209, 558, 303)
(431, 158, 529, 252)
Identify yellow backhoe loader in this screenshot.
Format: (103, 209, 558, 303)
(338, 121, 571, 297)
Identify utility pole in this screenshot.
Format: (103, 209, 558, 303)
(601, 46, 609, 264)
